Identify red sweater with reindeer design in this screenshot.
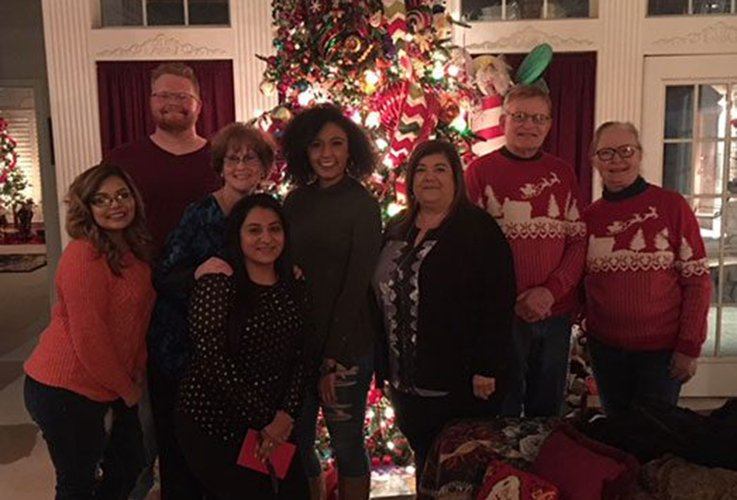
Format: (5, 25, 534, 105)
(582, 180, 711, 357)
(466, 148, 586, 317)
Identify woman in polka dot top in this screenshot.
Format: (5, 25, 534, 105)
(175, 194, 313, 499)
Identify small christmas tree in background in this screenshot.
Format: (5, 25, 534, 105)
(255, 0, 480, 216)
(0, 117, 29, 211)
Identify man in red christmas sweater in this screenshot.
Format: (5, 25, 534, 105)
(465, 85, 586, 417)
(582, 121, 711, 416)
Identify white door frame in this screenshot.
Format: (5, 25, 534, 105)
(642, 54, 737, 397)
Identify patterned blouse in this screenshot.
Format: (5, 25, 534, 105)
(147, 194, 226, 378)
(178, 274, 310, 444)
(374, 225, 448, 396)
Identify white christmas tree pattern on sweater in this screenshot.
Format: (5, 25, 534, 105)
(587, 207, 708, 276)
(484, 173, 585, 239)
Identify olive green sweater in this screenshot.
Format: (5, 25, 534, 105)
(284, 176, 382, 366)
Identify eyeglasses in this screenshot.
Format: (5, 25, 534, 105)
(90, 191, 133, 208)
(506, 112, 551, 125)
(151, 91, 198, 103)
(224, 154, 261, 168)
(594, 145, 640, 162)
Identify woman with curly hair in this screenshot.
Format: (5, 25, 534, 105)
(24, 163, 156, 499)
(283, 104, 382, 499)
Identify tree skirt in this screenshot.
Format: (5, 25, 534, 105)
(0, 254, 47, 273)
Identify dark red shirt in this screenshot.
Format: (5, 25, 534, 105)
(107, 137, 220, 256)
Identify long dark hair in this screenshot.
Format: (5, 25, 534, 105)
(389, 139, 471, 238)
(281, 103, 376, 186)
(66, 163, 152, 274)
(220, 193, 293, 351)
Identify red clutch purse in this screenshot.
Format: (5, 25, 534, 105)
(237, 429, 296, 480)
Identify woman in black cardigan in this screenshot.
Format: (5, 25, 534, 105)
(373, 140, 517, 483)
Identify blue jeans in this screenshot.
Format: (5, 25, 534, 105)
(588, 336, 682, 417)
(295, 352, 372, 478)
(502, 315, 571, 417)
(24, 376, 145, 500)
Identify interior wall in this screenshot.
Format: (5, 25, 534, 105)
(0, 0, 61, 291)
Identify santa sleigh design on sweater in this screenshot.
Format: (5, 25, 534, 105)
(587, 206, 708, 277)
(484, 174, 584, 240)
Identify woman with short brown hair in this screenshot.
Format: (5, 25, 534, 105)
(147, 122, 276, 498)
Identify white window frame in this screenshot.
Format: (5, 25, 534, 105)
(100, 0, 231, 28)
(461, 0, 597, 21)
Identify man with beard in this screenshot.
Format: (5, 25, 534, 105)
(108, 62, 220, 257)
(107, 63, 219, 500)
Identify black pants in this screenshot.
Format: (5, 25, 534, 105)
(176, 413, 309, 500)
(389, 387, 499, 485)
(148, 363, 206, 500)
(23, 376, 145, 500)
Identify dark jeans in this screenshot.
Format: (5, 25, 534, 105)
(148, 363, 206, 499)
(502, 315, 572, 417)
(388, 387, 499, 485)
(176, 413, 309, 500)
(129, 381, 157, 500)
(588, 336, 682, 417)
(295, 352, 373, 479)
(23, 376, 144, 500)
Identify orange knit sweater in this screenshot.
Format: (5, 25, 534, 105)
(24, 239, 156, 404)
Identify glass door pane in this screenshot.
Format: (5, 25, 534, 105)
(663, 142, 693, 193)
(721, 197, 737, 356)
(649, 0, 688, 15)
(188, 0, 229, 25)
(692, 196, 722, 357)
(698, 84, 728, 139)
(693, 0, 731, 14)
(693, 140, 725, 195)
(665, 86, 694, 139)
(101, 0, 143, 26)
(147, 0, 184, 25)
(462, 0, 502, 20)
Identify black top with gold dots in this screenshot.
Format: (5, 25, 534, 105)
(177, 273, 310, 444)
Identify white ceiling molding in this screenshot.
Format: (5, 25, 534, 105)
(464, 26, 594, 52)
(651, 21, 737, 47)
(95, 33, 227, 58)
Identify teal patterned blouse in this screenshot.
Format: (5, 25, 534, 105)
(148, 194, 226, 378)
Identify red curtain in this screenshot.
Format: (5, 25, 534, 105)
(97, 60, 235, 155)
(498, 52, 597, 204)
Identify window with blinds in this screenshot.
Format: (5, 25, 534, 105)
(0, 87, 42, 215)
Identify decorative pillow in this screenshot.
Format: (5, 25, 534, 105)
(477, 460, 559, 500)
(532, 425, 638, 500)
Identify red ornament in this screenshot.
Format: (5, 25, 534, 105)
(382, 455, 393, 465)
(368, 387, 383, 405)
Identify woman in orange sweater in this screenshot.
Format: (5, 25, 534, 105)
(23, 163, 156, 500)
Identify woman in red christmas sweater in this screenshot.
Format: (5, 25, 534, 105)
(24, 164, 156, 499)
(582, 122, 711, 416)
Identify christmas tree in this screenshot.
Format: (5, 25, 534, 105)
(256, 0, 480, 216)
(0, 117, 29, 211)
